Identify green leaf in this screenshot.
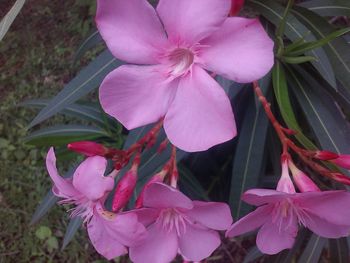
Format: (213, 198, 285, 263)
(46, 236, 59, 252)
(31, 190, 59, 225)
(28, 50, 122, 128)
(35, 226, 52, 240)
(281, 55, 316, 64)
(298, 234, 326, 263)
(61, 217, 83, 250)
(21, 99, 106, 127)
(24, 125, 108, 146)
(74, 29, 103, 62)
(288, 68, 350, 153)
(247, 0, 337, 88)
(329, 238, 349, 263)
(291, 6, 350, 93)
(0, 0, 26, 41)
(286, 27, 350, 56)
(229, 76, 270, 219)
(272, 62, 316, 149)
(298, 0, 350, 17)
(243, 247, 263, 263)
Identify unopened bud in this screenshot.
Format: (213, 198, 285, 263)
(68, 141, 108, 157)
(230, 0, 245, 16)
(331, 155, 350, 170)
(330, 172, 350, 186)
(135, 171, 166, 209)
(288, 161, 320, 192)
(314, 150, 339, 161)
(276, 157, 296, 194)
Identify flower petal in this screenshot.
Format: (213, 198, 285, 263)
(87, 213, 127, 260)
(129, 221, 178, 263)
(185, 201, 232, 230)
(242, 188, 287, 206)
(200, 18, 274, 83)
(99, 65, 177, 130)
(46, 147, 79, 198)
(143, 183, 193, 210)
(226, 205, 271, 237)
(178, 223, 221, 262)
(164, 66, 236, 152)
(96, 0, 167, 64)
(133, 208, 160, 226)
(72, 156, 114, 201)
(157, 0, 231, 44)
(296, 190, 350, 226)
(256, 217, 298, 255)
(303, 212, 350, 238)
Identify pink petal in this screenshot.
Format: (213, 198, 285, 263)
(226, 205, 271, 237)
(143, 183, 193, 210)
(303, 212, 350, 238)
(296, 191, 350, 226)
(256, 217, 298, 255)
(46, 147, 79, 198)
(242, 188, 287, 206)
(178, 223, 221, 262)
(87, 213, 127, 260)
(96, 0, 167, 64)
(72, 156, 114, 201)
(157, 0, 231, 44)
(132, 207, 160, 226)
(99, 65, 177, 130)
(185, 201, 233, 230)
(129, 221, 178, 263)
(200, 18, 274, 83)
(164, 66, 236, 152)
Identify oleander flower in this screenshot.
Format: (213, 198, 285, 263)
(129, 182, 233, 263)
(46, 148, 145, 259)
(96, 0, 274, 152)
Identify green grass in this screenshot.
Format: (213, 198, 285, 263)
(0, 1, 112, 261)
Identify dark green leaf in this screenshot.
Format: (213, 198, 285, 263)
(247, 0, 337, 88)
(298, 0, 350, 17)
(30, 190, 59, 225)
(243, 246, 263, 263)
(229, 76, 270, 219)
(329, 238, 349, 263)
(272, 62, 316, 149)
(74, 30, 103, 63)
(298, 234, 326, 263)
(24, 125, 108, 146)
(29, 50, 122, 128)
(281, 55, 316, 64)
(61, 217, 83, 250)
(0, 0, 26, 41)
(291, 6, 350, 93)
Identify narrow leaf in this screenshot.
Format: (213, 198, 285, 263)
(74, 30, 103, 63)
(61, 217, 83, 250)
(29, 50, 122, 128)
(30, 190, 59, 225)
(0, 0, 26, 41)
(299, 0, 350, 17)
(329, 238, 349, 263)
(298, 234, 326, 263)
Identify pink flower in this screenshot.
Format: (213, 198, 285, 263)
(46, 148, 145, 259)
(96, 0, 274, 152)
(129, 183, 233, 263)
(226, 189, 350, 254)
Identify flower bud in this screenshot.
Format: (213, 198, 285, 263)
(288, 161, 320, 192)
(314, 150, 339, 160)
(331, 155, 350, 170)
(230, 0, 245, 16)
(276, 157, 296, 194)
(68, 141, 108, 157)
(330, 172, 350, 186)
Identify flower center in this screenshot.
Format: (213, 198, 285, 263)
(166, 48, 194, 77)
(158, 208, 188, 235)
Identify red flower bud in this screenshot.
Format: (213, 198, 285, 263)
(230, 0, 245, 16)
(314, 150, 339, 161)
(331, 155, 350, 170)
(112, 169, 137, 212)
(330, 172, 350, 186)
(68, 141, 108, 157)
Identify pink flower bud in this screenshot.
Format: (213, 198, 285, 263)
(230, 0, 245, 16)
(288, 161, 320, 192)
(314, 150, 339, 160)
(331, 155, 350, 170)
(112, 162, 138, 212)
(68, 141, 108, 157)
(135, 171, 166, 209)
(276, 157, 296, 194)
(330, 172, 350, 185)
